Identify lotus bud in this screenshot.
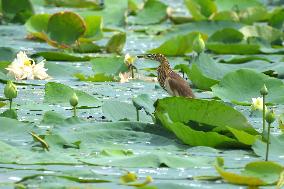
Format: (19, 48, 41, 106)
(69, 93, 78, 107)
(265, 109, 276, 124)
(4, 81, 17, 100)
(260, 84, 268, 96)
(192, 33, 205, 54)
(124, 53, 135, 66)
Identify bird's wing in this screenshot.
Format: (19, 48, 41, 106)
(167, 71, 195, 98)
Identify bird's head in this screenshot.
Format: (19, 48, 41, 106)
(137, 53, 168, 64)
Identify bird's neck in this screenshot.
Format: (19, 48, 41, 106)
(158, 61, 171, 75)
(157, 61, 172, 88)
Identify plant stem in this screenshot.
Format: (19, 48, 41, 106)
(265, 123, 271, 161)
(131, 66, 134, 79)
(73, 106, 77, 117)
(262, 95, 266, 139)
(136, 108, 139, 122)
(9, 99, 12, 110)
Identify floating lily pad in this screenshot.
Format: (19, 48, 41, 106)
(215, 0, 262, 11)
(91, 57, 128, 76)
(32, 51, 90, 61)
(184, 0, 217, 21)
(216, 158, 283, 186)
(252, 134, 284, 162)
(188, 53, 272, 90)
(2, 0, 34, 23)
(212, 69, 284, 104)
(149, 32, 202, 56)
(44, 82, 101, 107)
(47, 11, 86, 46)
(44, 0, 102, 9)
(102, 101, 151, 122)
(81, 15, 103, 41)
(131, 0, 168, 25)
(106, 32, 126, 54)
(25, 14, 50, 40)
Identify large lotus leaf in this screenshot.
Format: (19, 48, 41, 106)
(214, 0, 262, 11)
(91, 57, 128, 76)
(81, 15, 103, 41)
(32, 51, 90, 62)
(240, 25, 283, 44)
(44, 0, 101, 8)
(238, 6, 270, 25)
(168, 21, 243, 39)
(148, 32, 202, 56)
(208, 28, 244, 43)
(0, 47, 17, 62)
(252, 134, 284, 162)
(44, 82, 101, 107)
(45, 62, 93, 79)
(155, 97, 257, 147)
(188, 53, 272, 90)
(106, 32, 126, 54)
(206, 43, 261, 54)
(0, 140, 78, 164)
(211, 69, 284, 104)
(216, 159, 283, 186)
(206, 28, 262, 54)
(155, 97, 257, 134)
(74, 73, 115, 82)
(25, 14, 50, 40)
(76, 0, 128, 27)
(184, 0, 217, 21)
(158, 120, 241, 148)
(131, 0, 167, 25)
(211, 11, 239, 22)
(269, 7, 284, 29)
(82, 152, 213, 168)
(102, 101, 152, 122)
(132, 94, 155, 115)
(47, 12, 86, 46)
(2, 0, 34, 23)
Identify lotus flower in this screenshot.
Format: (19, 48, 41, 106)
(251, 97, 267, 112)
(6, 51, 51, 80)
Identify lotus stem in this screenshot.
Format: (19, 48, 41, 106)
(73, 106, 77, 117)
(136, 108, 140, 122)
(265, 122, 271, 161)
(9, 99, 12, 110)
(131, 66, 134, 79)
(262, 95, 266, 139)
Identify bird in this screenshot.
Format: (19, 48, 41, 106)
(137, 54, 195, 98)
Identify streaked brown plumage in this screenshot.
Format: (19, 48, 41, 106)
(137, 54, 195, 98)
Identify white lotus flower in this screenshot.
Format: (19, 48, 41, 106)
(251, 97, 267, 112)
(119, 72, 130, 83)
(6, 51, 51, 80)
